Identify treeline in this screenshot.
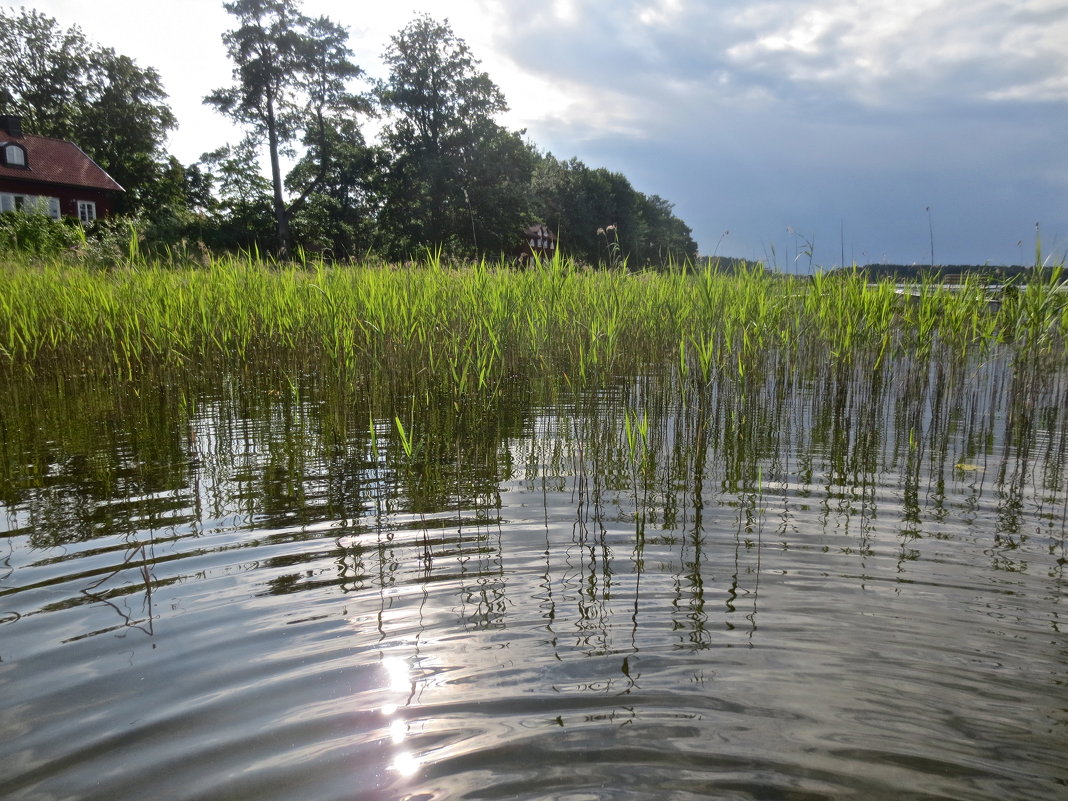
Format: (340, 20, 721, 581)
(843, 264, 1051, 282)
(0, 3, 697, 266)
(694, 256, 764, 273)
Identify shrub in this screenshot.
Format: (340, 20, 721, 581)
(0, 211, 85, 258)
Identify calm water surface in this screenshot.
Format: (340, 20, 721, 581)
(1, 355, 1066, 800)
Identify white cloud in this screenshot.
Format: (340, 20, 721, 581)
(638, 0, 685, 27)
(552, 0, 580, 23)
(721, 0, 1068, 107)
(491, 0, 1068, 126)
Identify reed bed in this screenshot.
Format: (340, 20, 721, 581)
(3, 252, 1067, 565)
(1, 252, 1065, 391)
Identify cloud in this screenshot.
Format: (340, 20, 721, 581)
(475, 0, 1067, 263)
(488, 1, 1068, 126)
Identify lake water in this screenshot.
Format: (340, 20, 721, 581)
(1, 352, 1066, 800)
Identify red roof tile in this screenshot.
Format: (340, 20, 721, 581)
(0, 133, 124, 193)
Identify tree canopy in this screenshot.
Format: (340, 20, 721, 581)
(375, 15, 530, 258)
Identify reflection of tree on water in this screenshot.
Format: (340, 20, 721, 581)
(1, 535, 18, 633)
(566, 400, 615, 657)
(0, 370, 204, 639)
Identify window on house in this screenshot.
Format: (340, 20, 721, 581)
(2, 143, 27, 167)
(0, 193, 60, 218)
(77, 200, 97, 223)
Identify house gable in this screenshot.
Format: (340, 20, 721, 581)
(517, 223, 557, 264)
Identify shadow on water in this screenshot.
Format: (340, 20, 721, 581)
(1, 342, 1066, 800)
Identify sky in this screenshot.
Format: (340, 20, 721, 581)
(20, 0, 1068, 267)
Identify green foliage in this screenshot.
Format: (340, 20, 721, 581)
(0, 210, 194, 266)
(0, 8, 88, 135)
(0, 211, 84, 258)
(456, 123, 538, 256)
(1, 255, 1063, 391)
(530, 154, 697, 268)
(1, 5, 699, 265)
(284, 118, 380, 258)
(196, 138, 276, 251)
(378, 15, 507, 153)
(376, 15, 522, 258)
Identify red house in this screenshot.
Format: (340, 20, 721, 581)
(0, 115, 123, 222)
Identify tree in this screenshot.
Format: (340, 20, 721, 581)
(458, 123, 537, 255)
(528, 153, 697, 268)
(78, 49, 180, 212)
(529, 155, 608, 264)
(294, 16, 370, 197)
(635, 193, 698, 266)
(285, 118, 381, 258)
(196, 138, 275, 251)
(0, 7, 178, 214)
(0, 8, 88, 137)
(206, 0, 367, 256)
(377, 15, 512, 255)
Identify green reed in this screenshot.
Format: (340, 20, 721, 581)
(1, 253, 1065, 391)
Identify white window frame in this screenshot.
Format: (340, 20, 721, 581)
(1, 192, 61, 219)
(77, 200, 97, 223)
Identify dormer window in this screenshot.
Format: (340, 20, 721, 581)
(2, 143, 27, 168)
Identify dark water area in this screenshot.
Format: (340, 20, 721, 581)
(1, 352, 1066, 801)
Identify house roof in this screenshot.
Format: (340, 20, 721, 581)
(0, 133, 124, 193)
(523, 223, 556, 240)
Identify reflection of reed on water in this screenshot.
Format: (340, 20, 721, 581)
(75, 534, 157, 640)
(0, 338, 1066, 652)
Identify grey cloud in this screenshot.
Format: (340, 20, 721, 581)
(494, 0, 1068, 111)
(482, 0, 1068, 263)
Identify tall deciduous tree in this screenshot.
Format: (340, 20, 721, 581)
(79, 50, 180, 211)
(0, 8, 88, 137)
(0, 7, 178, 213)
(197, 138, 275, 250)
(206, 0, 366, 256)
(530, 153, 697, 267)
(296, 16, 369, 193)
(459, 123, 537, 255)
(378, 15, 513, 255)
(285, 117, 381, 258)
(635, 193, 698, 266)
